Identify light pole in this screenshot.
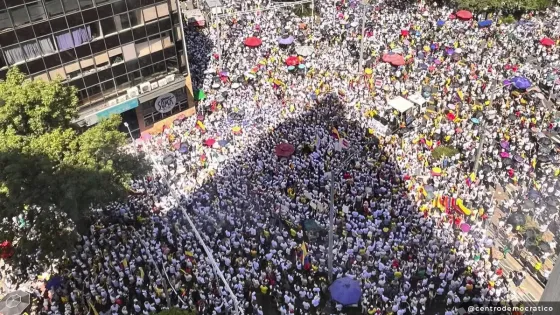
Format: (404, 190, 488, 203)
(123, 122, 135, 143)
(472, 110, 496, 175)
(357, 0, 370, 74)
(327, 147, 365, 282)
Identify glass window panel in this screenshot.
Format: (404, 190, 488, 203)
(0, 1, 5, 9)
(15, 26, 33, 42)
(59, 48, 76, 63)
(119, 30, 133, 44)
(49, 17, 67, 32)
(153, 61, 165, 74)
(0, 31, 16, 47)
(0, 54, 5, 68)
(145, 20, 158, 36)
(140, 65, 152, 78)
(127, 69, 140, 84)
(112, 63, 125, 76)
(138, 54, 150, 67)
(2, 44, 25, 65)
(75, 43, 91, 58)
(155, 3, 168, 17)
(49, 66, 66, 80)
(93, 52, 108, 65)
(33, 21, 51, 37)
(66, 12, 82, 28)
(129, 9, 142, 27)
(61, 0, 78, 13)
(37, 36, 56, 55)
(162, 34, 172, 48)
(79, 57, 93, 69)
(82, 8, 97, 24)
(151, 50, 163, 63)
(43, 53, 62, 68)
(27, 2, 45, 22)
(64, 61, 79, 73)
(78, 0, 92, 9)
(44, 0, 63, 17)
(96, 3, 111, 18)
(104, 34, 120, 49)
(121, 42, 136, 61)
(90, 39, 105, 54)
(149, 35, 162, 53)
(87, 84, 101, 97)
(94, 0, 111, 5)
(116, 13, 129, 31)
(111, 0, 125, 14)
(140, 0, 154, 6)
(83, 72, 99, 88)
(158, 17, 170, 31)
(0, 10, 12, 32)
(33, 72, 49, 81)
(100, 17, 116, 36)
(10, 5, 30, 27)
(98, 68, 112, 82)
(135, 39, 149, 57)
(101, 79, 115, 95)
(115, 74, 129, 88)
(125, 59, 138, 71)
(132, 26, 146, 40)
(5, 0, 24, 5)
(0, 69, 7, 81)
(142, 6, 156, 23)
(27, 58, 45, 74)
(125, 0, 139, 10)
(107, 47, 122, 57)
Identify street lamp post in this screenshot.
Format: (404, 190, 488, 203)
(123, 122, 135, 143)
(327, 149, 363, 282)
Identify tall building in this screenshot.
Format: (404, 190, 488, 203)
(0, 0, 195, 138)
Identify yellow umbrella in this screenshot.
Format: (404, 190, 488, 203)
(423, 46, 430, 52)
(232, 126, 241, 132)
(432, 167, 442, 175)
(364, 68, 373, 75)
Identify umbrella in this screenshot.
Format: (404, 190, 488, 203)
(0, 291, 31, 315)
(511, 76, 531, 89)
(527, 189, 540, 199)
(471, 117, 480, 124)
(329, 276, 362, 305)
(288, 66, 295, 71)
(539, 137, 552, 146)
(514, 154, 524, 162)
(502, 158, 513, 166)
(232, 83, 240, 89)
(296, 45, 314, 57)
(507, 212, 526, 227)
(286, 56, 299, 66)
(275, 143, 295, 157)
(456, 10, 472, 20)
(478, 20, 492, 28)
(298, 64, 306, 69)
(508, 113, 517, 121)
(500, 141, 510, 150)
(46, 276, 63, 290)
(500, 152, 510, 158)
(179, 144, 188, 153)
(218, 140, 229, 147)
(460, 223, 471, 232)
(163, 154, 175, 165)
(278, 36, 294, 45)
(540, 37, 555, 47)
(436, 20, 445, 27)
(204, 138, 216, 147)
(244, 37, 262, 47)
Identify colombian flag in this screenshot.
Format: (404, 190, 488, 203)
(332, 127, 340, 139)
(301, 242, 309, 264)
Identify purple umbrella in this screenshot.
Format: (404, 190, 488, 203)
(278, 36, 295, 45)
(503, 80, 511, 86)
(500, 141, 510, 150)
(514, 154, 524, 162)
(511, 76, 531, 89)
(434, 59, 441, 65)
(500, 152, 510, 158)
(446, 48, 455, 55)
(448, 104, 456, 109)
(460, 223, 471, 232)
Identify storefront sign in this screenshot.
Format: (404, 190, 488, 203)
(96, 98, 139, 120)
(154, 93, 177, 113)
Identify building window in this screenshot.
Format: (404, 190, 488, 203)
(33, 21, 51, 37)
(0, 10, 11, 31)
(44, 0, 64, 17)
(27, 2, 46, 22)
(61, 0, 79, 13)
(78, 0, 93, 9)
(66, 12, 83, 28)
(10, 5, 30, 27)
(101, 17, 117, 36)
(55, 24, 94, 52)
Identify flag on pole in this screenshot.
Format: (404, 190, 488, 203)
(301, 242, 309, 264)
(340, 138, 350, 149)
(331, 127, 340, 139)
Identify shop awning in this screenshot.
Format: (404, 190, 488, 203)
(388, 96, 415, 113)
(138, 77, 185, 103)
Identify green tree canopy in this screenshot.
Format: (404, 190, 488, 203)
(157, 308, 197, 315)
(454, 0, 551, 12)
(0, 67, 150, 265)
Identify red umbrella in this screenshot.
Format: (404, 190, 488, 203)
(244, 37, 262, 47)
(446, 112, 456, 121)
(448, 13, 456, 19)
(456, 10, 472, 20)
(401, 29, 409, 37)
(390, 55, 405, 66)
(382, 54, 395, 62)
(275, 143, 295, 157)
(204, 138, 216, 146)
(285, 56, 299, 66)
(540, 38, 555, 47)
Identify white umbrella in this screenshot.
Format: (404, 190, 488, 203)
(296, 45, 315, 57)
(232, 83, 240, 89)
(455, 48, 463, 54)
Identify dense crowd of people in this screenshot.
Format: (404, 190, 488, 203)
(17, 1, 560, 315)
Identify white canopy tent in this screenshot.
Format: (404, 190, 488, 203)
(388, 96, 415, 113)
(408, 93, 427, 106)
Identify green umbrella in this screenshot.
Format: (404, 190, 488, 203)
(194, 89, 206, 101)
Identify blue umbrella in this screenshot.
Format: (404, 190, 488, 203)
(511, 76, 531, 89)
(298, 64, 306, 69)
(46, 276, 63, 290)
(179, 144, 188, 153)
(287, 66, 295, 71)
(437, 20, 445, 27)
(478, 20, 492, 28)
(430, 44, 437, 51)
(329, 276, 362, 305)
(278, 36, 294, 45)
(218, 140, 229, 147)
(471, 118, 480, 124)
